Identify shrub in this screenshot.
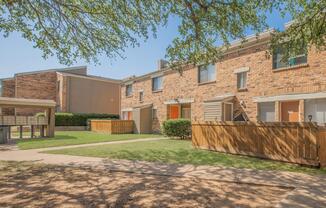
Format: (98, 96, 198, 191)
(162, 119, 191, 139)
(37, 112, 119, 126)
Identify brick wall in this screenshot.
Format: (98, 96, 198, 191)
(15, 71, 58, 115)
(1, 78, 15, 98)
(1, 78, 16, 115)
(121, 44, 326, 131)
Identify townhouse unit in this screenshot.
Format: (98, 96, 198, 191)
(0, 66, 121, 116)
(121, 31, 326, 133)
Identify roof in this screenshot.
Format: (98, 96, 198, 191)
(57, 72, 122, 84)
(253, 91, 326, 103)
(1, 66, 87, 80)
(1, 66, 121, 84)
(0, 77, 15, 81)
(164, 98, 195, 105)
(0, 97, 56, 107)
(133, 103, 153, 109)
(14, 66, 87, 76)
(122, 29, 274, 83)
(204, 93, 235, 102)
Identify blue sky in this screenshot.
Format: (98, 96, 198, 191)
(0, 11, 291, 80)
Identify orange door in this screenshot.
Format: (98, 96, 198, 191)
(169, 105, 180, 119)
(281, 101, 299, 122)
(127, 111, 133, 120)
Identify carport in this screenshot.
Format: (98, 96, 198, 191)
(0, 97, 56, 143)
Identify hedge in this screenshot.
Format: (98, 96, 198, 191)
(37, 112, 119, 126)
(162, 119, 191, 139)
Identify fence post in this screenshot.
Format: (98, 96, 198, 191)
(20, 126, 23, 139)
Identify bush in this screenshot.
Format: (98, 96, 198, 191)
(162, 119, 191, 139)
(37, 112, 119, 126)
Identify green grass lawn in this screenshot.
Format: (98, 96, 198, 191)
(17, 131, 162, 150)
(45, 139, 326, 175)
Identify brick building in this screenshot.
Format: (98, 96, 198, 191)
(121, 31, 326, 133)
(0, 66, 121, 116)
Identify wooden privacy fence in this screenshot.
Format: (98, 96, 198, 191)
(90, 120, 134, 134)
(192, 122, 326, 167)
(318, 128, 326, 167)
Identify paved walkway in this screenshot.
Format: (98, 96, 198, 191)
(0, 138, 326, 207)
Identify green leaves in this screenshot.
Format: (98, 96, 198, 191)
(0, 0, 167, 65)
(0, 0, 325, 67)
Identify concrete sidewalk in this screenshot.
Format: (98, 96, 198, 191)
(0, 138, 326, 207)
(0, 137, 166, 164)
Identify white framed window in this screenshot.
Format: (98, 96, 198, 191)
(152, 76, 163, 91)
(272, 46, 307, 69)
(198, 64, 216, 83)
(237, 72, 247, 90)
(125, 84, 132, 96)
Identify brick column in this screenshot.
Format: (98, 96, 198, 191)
(255, 103, 260, 121)
(46, 107, 55, 137)
(299, 99, 305, 122)
(275, 101, 280, 121)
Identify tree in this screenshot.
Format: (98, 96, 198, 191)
(0, 0, 325, 66)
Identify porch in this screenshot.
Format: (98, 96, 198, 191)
(0, 97, 56, 143)
(255, 91, 326, 123)
(164, 98, 192, 120)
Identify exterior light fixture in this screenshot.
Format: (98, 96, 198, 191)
(308, 115, 313, 122)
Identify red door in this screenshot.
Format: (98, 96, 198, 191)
(127, 111, 133, 120)
(169, 105, 179, 119)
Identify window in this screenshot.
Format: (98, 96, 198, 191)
(125, 84, 132, 96)
(204, 101, 222, 121)
(139, 91, 144, 102)
(272, 46, 307, 69)
(152, 76, 163, 91)
(258, 102, 275, 122)
(237, 72, 247, 90)
(198, 64, 216, 83)
(181, 104, 191, 119)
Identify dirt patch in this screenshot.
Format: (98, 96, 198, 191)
(0, 161, 292, 208)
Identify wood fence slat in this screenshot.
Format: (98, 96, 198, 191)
(192, 121, 322, 167)
(318, 128, 326, 167)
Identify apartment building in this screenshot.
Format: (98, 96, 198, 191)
(0, 66, 121, 116)
(121, 31, 326, 133)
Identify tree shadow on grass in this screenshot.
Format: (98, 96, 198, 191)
(16, 135, 79, 143)
(100, 149, 326, 175)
